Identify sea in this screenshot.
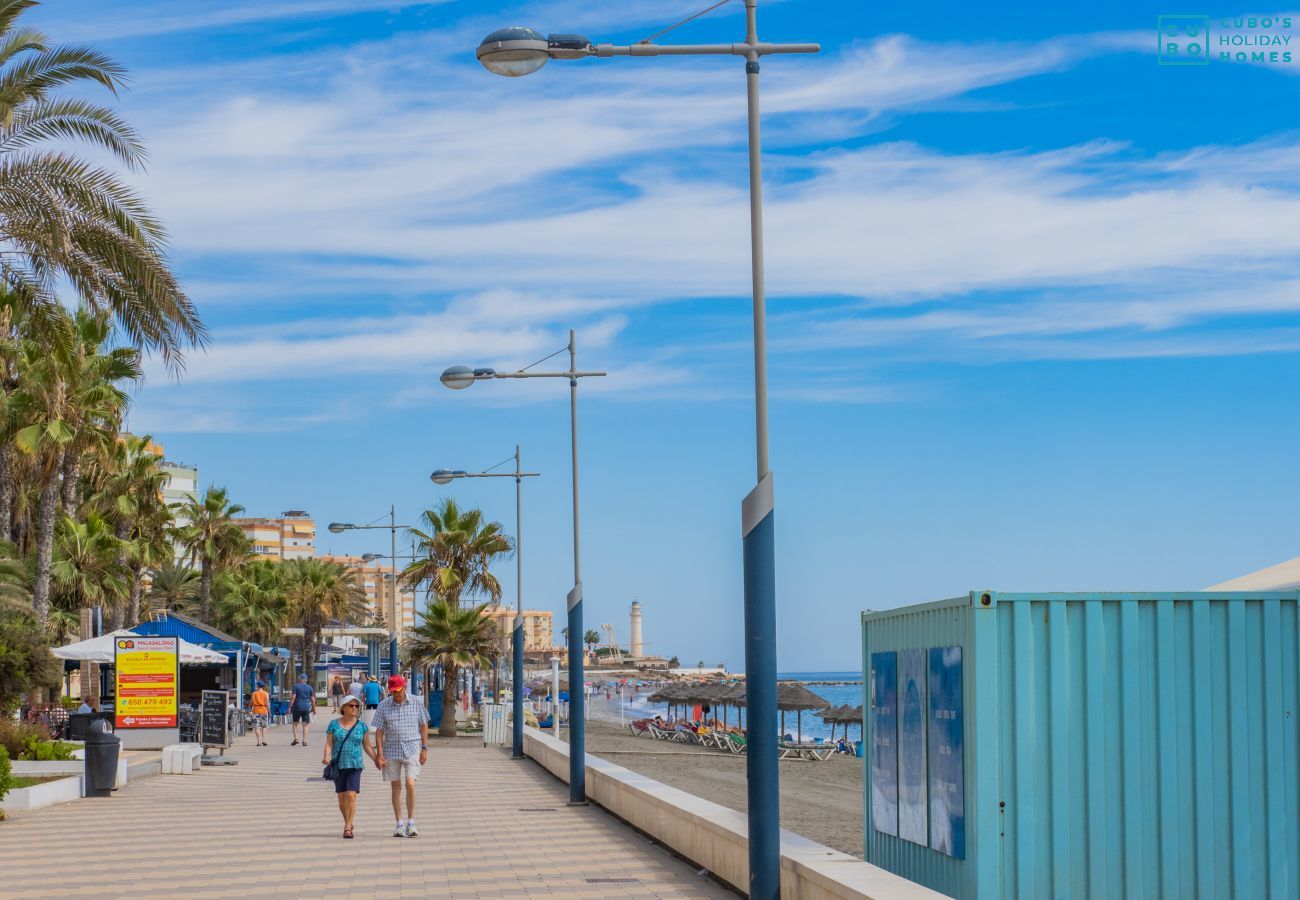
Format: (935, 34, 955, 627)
(590, 670, 864, 743)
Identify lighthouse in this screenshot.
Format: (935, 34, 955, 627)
(630, 600, 644, 658)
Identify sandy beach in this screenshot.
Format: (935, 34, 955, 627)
(577, 719, 864, 857)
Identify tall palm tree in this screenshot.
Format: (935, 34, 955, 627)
(215, 559, 289, 646)
(0, 0, 206, 368)
(405, 600, 501, 737)
(5, 309, 139, 620)
(87, 432, 168, 625)
(401, 498, 512, 608)
(176, 485, 247, 624)
(50, 511, 126, 623)
(145, 559, 198, 614)
(283, 557, 367, 680)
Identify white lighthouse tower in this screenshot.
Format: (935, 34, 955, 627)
(629, 600, 644, 658)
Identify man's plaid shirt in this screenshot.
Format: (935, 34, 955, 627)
(371, 695, 429, 759)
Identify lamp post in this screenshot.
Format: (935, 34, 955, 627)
(474, 7, 817, 896)
(431, 446, 540, 760)
(440, 329, 605, 804)
(328, 509, 411, 675)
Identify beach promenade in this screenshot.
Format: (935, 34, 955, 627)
(0, 729, 731, 898)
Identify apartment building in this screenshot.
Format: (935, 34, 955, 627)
(234, 512, 316, 560)
(319, 554, 417, 636)
(480, 606, 554, 652)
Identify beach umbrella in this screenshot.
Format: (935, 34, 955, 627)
(774, 682, 829, 742)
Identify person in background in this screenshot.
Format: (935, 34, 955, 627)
(290, 674, 315, 746)
(371, 675, 429, 838)
(249, 681, 270, 746)
(362, 672, 384, 725)
(323, 694, 376, 839)
(330, 676, 345, 711)
(75, 698, 93, 714)
(348, 675, 365, 704)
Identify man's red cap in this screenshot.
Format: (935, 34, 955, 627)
(387, 675, 406, 690)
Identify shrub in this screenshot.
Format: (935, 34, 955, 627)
(0, 746, 11, 806)
(20, 739, 76, 761)
(0, 719, 49, 760)
(59, 696, 82, 711)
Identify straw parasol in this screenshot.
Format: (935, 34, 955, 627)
(774, 682, 830, 742)
(816, 704, 864, 742)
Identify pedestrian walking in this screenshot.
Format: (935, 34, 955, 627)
(371, 674, 428, 838)
(362, 673, 384, 725)
(249, 680, 270, 746)
(290, 674, 315, 746)
(322, 694, 376, 839)
(348, 676, 364, 704)
(330, 677, 345, 711)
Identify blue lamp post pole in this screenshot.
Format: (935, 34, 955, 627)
(473, 4, 816, 895)
(441, 329, 605, 803)
(431, 447, 540, 760)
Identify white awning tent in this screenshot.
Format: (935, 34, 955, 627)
(51, 629, 230, 665)
(1206, 556, 1300, 591)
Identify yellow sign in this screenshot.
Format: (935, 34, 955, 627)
(114, 637, 179, 728)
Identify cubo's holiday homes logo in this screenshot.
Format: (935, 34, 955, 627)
(1158, 14, 1294, 65)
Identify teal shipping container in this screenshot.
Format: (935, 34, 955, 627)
(862, 591, 1300, 900)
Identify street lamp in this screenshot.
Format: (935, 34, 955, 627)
(440, 329, 605, 804)
(327, 508, 412, 672)
(475, 5, 816, 895)
(430, 447, 540, 760)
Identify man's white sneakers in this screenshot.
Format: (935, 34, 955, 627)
(406, 820, 419, 837)
(393, 821, 407, 838)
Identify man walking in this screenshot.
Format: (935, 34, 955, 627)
(348, 675, 364, 704)
(249, 680, 270, 746)
(362, 673, 384, 725)
(371, 675, 428, 838)
(290, 674, 315, 746)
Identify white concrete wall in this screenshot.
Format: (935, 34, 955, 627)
(522, 728, 949, 900)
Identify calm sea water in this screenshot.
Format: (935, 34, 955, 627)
(594, 669, 864, 742)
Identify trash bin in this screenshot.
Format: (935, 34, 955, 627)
(84, 719, 120, 797)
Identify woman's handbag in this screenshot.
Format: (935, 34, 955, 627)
(323, 720, 360, 781)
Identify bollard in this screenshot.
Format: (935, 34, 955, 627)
(83, 719, 120, 797)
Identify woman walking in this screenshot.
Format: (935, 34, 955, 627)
(322, 695, 377, 839)
(331, 676, 345, 711)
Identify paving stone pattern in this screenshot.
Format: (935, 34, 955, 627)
(0, 725, 732, 898)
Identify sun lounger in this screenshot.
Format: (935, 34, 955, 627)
(779, 741, 835, 761)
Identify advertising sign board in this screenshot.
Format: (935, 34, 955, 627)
(114, 636, 179, 728)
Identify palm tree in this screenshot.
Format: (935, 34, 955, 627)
(145, 559, 198, 614)
(584, 629, 600, 656)
(51, 511, 126, 623)
(282, 558, 367, 680)
(215, 559, 289, 645)
(405, 600, 501, 737)
(6, 309, 138, 620)
(0, 0, 206, 368)
(176, 485, 247, 623)
(401, 498, 512, 608)
(87, 432, 168, 625)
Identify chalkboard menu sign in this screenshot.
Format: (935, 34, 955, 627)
(200, 690, 228, 747)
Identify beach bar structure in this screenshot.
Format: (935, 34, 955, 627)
(862, 590, 1300, 900)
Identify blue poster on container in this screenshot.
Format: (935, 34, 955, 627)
(928, 646, 965, 858)
(870, 651, 898, 836)
(897, 649, 928, 845)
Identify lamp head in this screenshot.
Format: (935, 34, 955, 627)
(430, 469, 455, 485)
(440, 365, 476, 390)
(361, 553, 383, 562)
(327, 522, 350, 534)
(477, 26, 549, 77)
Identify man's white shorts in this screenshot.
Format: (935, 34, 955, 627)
(382, 756, 421, 782)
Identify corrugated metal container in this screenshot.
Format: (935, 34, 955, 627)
(862, 591, 1300, 900)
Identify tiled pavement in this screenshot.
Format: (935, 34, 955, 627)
(0, 725, 733, 898)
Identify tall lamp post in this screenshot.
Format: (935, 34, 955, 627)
(328, 508, 411, 674)
(431, 446, 540, 760)
(441, 329, 605, 804)
(474, 6, 817, 895)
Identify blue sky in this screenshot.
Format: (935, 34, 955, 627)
(32, 1, 1300, 669)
